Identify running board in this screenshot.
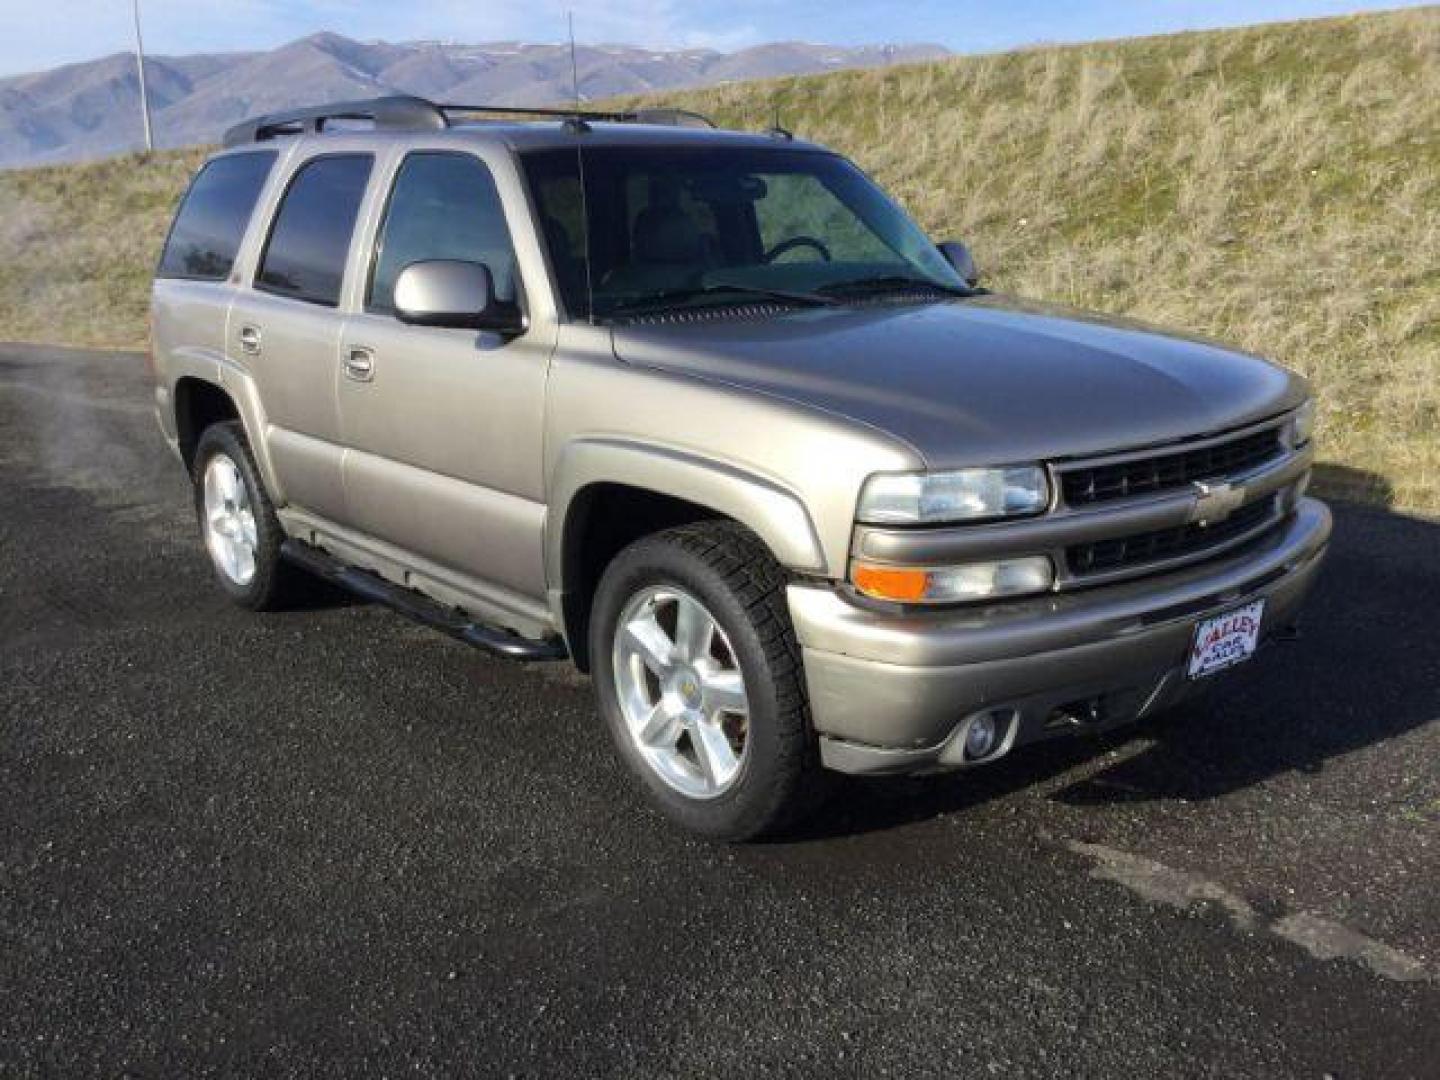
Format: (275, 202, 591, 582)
(280, 539, 568, 663)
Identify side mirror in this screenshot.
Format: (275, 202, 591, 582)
(394, 260, 524, 334)
(937, 241, 979, 287)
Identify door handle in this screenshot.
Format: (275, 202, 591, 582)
(238, 325, 262, 355)
(342, 347, 375, 382)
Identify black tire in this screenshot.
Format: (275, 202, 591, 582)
(191, 421, 300, 611)
(589, 520, 822, 841)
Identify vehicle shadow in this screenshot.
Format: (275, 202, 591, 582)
(279, 574, 370, 612)
(780, 495, 1440, 842)
(1310, 462, 1395, 507)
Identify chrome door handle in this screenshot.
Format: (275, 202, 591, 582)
(343, 347, 375, 382)
(238, 325, 262, 355)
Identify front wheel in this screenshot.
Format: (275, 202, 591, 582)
(589, 521, 821, 841)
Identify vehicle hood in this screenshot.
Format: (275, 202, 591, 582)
(609, 296, 1308, 467)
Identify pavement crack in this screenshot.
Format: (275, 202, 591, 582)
(1059, 837, 1433, 983)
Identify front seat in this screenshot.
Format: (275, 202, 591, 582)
(632, 181, 708, 265)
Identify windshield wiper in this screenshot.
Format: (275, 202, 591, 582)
(606, 282, 837, 316)
(817, 274, 977, 299)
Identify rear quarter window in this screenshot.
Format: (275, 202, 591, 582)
(157, 151, 277, 281)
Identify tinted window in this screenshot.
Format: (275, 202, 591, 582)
(522, 147, 962, 321)
(157, 152, 276, 280)
(753, 173, 895, 262)
(257, 154, 373, 307)
(369, 152, 519, 314)
(525, 168, 588, 318)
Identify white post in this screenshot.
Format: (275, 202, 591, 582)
(132, 0, 154, 152)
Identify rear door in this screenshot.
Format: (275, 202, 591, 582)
(227, 150, 374, 524)
(335, 147, 555, 606)
(152, 149, 279, 440)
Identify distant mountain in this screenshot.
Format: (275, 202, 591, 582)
(0, 33, 948, 168)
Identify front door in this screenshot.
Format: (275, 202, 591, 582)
(336, 149, 555, 607)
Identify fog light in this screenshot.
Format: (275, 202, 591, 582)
(964, 713, 1000, 759)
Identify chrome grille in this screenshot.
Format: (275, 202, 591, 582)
(1067, 497, 1277, 577)
(1060, 427, 1283, 507)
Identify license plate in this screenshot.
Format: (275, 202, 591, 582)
(1188, 600, 1265, 679)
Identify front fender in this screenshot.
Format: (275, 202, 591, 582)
(546, 437, 827, 590)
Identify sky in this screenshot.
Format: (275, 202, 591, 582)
(0, 0, 1433, 78)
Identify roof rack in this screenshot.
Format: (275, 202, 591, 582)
(222, 95, 716, 147)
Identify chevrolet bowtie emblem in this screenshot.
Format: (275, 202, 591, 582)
(1190, 480, 1246, 525)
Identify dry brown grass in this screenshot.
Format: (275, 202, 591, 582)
(1, 7, 1436, 510)
(0, 148, 209, 348)
(621, 8, 1440, 511)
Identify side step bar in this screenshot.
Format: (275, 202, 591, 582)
(280, 539, 568, 663)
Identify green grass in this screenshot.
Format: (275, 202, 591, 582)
(2, 7, 1437, 511)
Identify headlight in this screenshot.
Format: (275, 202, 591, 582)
(1289, 399, 1317, 448)
(852, 556, 1054, 604)
(857, 466, 1049, 524)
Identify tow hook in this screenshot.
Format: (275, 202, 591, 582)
(1046, 697, 1104, 731)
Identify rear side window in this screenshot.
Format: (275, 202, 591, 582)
(257, 154, 373, 307)
(368, 152, 519, 314)
(157, 152, 276, 281)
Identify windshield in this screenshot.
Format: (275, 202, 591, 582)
(521, 146, 967, 321)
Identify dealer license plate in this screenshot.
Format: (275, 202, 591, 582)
(1187, 600, 1265, 679)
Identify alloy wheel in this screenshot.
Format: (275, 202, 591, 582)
(611, 585, 751, 799)
(202, 453, 258, 586)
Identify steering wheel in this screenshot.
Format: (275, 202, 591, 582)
(763, 236, 832, 263)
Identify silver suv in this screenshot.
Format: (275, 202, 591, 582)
(151, 95, 1330, 840)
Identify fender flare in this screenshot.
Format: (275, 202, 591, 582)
(168, 349, 285, 504)
(546, 437, 828, 590)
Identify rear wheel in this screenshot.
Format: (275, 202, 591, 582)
(191, 422, 299, 610)
(590, 521, 821, 840)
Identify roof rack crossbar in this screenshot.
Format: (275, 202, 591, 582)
(441, 104, 715, 129)
(222, 95, 716, 147)
(440, 103, 634, 123)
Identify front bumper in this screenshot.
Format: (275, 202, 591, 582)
(789, 498, 1332, 775)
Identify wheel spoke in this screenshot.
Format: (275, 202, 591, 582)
(673, 594, 714, 662)
(232, 540, 256, 584)
(702, 667, 748, 717)
(690, 718, 740, 789)
(217, 460, 241, 503)
(223, 534, 242, 581)
(623, 613, 676, 677)
(637, 702, 682, 748)
(203, 463, 223, 510)
(238, 509, 258, 550)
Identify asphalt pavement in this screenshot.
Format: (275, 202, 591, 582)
(2, 343, 1437, 1078)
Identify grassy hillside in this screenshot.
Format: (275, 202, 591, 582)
(0, 147, 208, 346)
(1, 7, 1436, 510)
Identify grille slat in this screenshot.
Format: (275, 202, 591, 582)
(1067, 498, 1275, 577)
(1061, 428, 1283, 508)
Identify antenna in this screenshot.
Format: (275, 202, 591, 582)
(768, 96, 792, 140)
(567, 13, 584, 120)
(131, 0, 155, 152)
(567, 12, 596, 324)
